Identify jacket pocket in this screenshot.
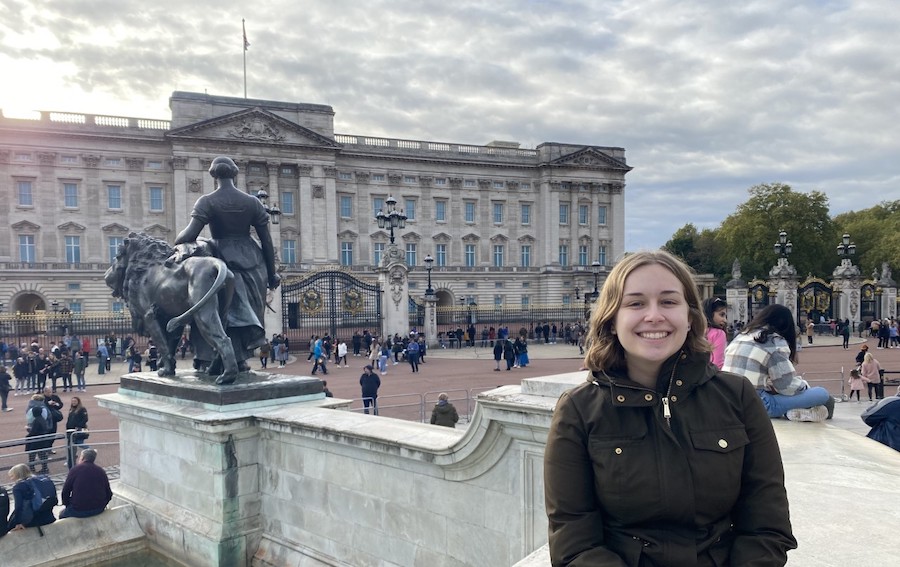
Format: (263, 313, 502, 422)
(587, 424, 654, 515)
(689, 426, 750, 508)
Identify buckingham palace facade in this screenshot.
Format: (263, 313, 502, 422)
(0, 91, 630, 318)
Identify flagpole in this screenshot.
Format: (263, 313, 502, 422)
(242, 19, 248, 99)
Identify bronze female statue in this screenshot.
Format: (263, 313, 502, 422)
(174, 156, 280, 377)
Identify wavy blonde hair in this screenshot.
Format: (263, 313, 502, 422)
(582, 250, 709, 373)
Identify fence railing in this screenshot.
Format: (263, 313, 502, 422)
(0, 428, 120, 490)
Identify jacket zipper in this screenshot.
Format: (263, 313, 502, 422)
(661, 359, 679, 428)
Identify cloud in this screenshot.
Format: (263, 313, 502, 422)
(3, 0, 899, 250)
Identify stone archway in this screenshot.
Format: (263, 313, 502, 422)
(11, 292, 46, 314)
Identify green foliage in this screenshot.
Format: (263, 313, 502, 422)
(833, 200, 900, 279)
(664, 224, 727, 283)
(715, 183, 835, 281)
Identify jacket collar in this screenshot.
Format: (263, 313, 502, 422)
(589, 350, 717, 407)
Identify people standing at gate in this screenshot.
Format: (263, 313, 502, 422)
(73, 352, 87, 392)
(702, 297, 729, 369)
(724, 304, 833, 421)
(806, 319, 815, 345)
(359, 365, 381, 415)
(840, 318, 851, 349)
(0, 365, 12, 412)
(514, 335, 529, 368)
(503, 339, 515, 370)
(406, 338, 420, 372)
(861, 352, 883, 402)
(57, 351, 73, 392)
(493, 339, 503, 371)
(13, 357, 28, 397)
(311, 337, 328, 375)
(878, 319, 891, 349)
(352, 331, 362, 357)
(97, 342, 109, 375)
(336, 339, 348, 367)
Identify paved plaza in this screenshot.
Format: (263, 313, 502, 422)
(1, 333, 897, 449)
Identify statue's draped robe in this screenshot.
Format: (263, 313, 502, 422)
(190, 188, 269, 363)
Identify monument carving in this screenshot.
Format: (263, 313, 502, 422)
(104, 233, 237, 383)
(105, 156, 280, 385)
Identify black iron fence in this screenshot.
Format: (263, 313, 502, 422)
(0, 312, 150, 359)
(436, 303, 589, 340)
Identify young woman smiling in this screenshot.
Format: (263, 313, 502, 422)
(544, 250, 796, 566)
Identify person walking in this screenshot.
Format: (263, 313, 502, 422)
(311, 338, 327, 375)
(847, 368, 865, 402)
(359, 365, 381, 415)
(336, 340, 348, 368)
(429, 393, 459, 428)
(503, 339, 516, 371)
(25, 398, 52, 475)
(860, 351, 883, 402)
(406, 339, 420, 373)
(806, 320, 815, 345)
(493, 340, 503, 371)
(840, 319, 851, 349)
(65, 396, 90, 468)
(73, 352, 87, 392)
(0, 365, 12, 412)
(258, 339, 270, 369)
(97, 342, 109, 375)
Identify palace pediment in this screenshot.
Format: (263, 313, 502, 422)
(549, 147, 632, 171)
(12, 220, 41, 231)
(57, 222, 86, 232)
(101, 223, 131, 234)
(166, 108, 342, 150)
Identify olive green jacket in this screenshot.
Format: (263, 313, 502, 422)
(544, 351, 796, 566)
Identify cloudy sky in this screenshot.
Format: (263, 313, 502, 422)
(2, 0, 898, 250)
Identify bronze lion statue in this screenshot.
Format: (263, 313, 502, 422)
(104, 232, 241, 384)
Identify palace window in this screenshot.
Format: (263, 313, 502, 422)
(17, 181, 33, 206)
(64, 183, 79, 208)
(282, 240, 296, 264)
(464, 202, 475, 223)
(340, 242, 353, 266)
(435, 200, 446, 222)
(281, 191, 295, 215)
(65, 236, 81, 264)
(340, 195, 352, 218)
(579, 245, 589, 266)
(521, 204, 531, 225)
(521, 245, 531, 267)
(108, 237, 124, 263)
(107, 185, 122, 210)
(579, 204, 589, 225)
(149, 186, 164, 212)
(559, 203, 570, 225)
(406, 243, 417, 266)
(19, 235, 36, 263)
(559, 244, 569, 267)
(493, 245, 504, 268)
(405, 199, 416, 221)
(465, 244, 476, 267)
(493, 203, 504, 224)
(598, 205, 608, 225)
(373, 242, 385, 265)
(435, 243, 447, 267)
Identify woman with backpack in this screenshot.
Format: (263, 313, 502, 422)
(25, 398, 52, 475)
(6, 463, 56, 531)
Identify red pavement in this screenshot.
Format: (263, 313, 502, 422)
(1, 336, 897, 472)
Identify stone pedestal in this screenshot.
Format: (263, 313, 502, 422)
(376, 245, 410, 337)
(423, 294, 437, 347)
(97, 371, 331, 567)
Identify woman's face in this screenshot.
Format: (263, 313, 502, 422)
(71, 397, 80, 407)
(712, 307, 727, 328)
(613, 264, 690, 382)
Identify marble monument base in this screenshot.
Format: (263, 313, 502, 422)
(98, 370, 334, 567)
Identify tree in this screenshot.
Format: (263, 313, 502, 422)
(833, 200, 900, 278)
(715, 183, 835, 281)
(664, 224, 726, 283)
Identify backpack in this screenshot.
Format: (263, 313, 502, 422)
(30, 411, 50, 436)
(28, 476, 58, 514)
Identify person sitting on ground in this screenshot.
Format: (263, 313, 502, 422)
(861, 386, 900, 452)
(430, 393, 459, 428)
(723, 304, 834, 422)
(7, 463, 56, 531)
(59, 448, 113, 519)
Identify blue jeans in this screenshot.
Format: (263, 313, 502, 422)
(758, 387, 831, 418)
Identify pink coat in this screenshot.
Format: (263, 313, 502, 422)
(706, 327, 727, 369)
(860, 359, 882, 384)
(848, 374, 865, 391)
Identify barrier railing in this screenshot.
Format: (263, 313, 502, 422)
(802, 368, 846, 400)
(0, 428, 121, 488)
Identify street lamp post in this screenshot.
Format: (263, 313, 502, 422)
(591, 261, 602, 300)
(773, 229, 793, 259)
(375, 195, 407, 245)
(255, 190, 281, 225)
(423, 254, 435, 296)
(836, 233, 856, 261)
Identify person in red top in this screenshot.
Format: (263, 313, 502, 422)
(59, 448, 112, 518)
